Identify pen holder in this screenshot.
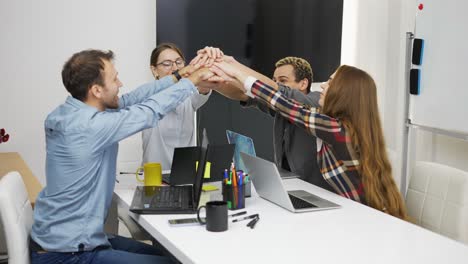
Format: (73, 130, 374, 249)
(244, 179, 251, 198)
(222, 183, 246, 210)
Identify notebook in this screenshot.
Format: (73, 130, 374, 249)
(204, 144, 235, 182)
(162, 146, 200, 185)
(129, 146, 207, 214)
(226, 130, 297, 179)
(240, 152, 340, 213)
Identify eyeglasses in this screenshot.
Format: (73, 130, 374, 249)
(156, 59, 185, 68)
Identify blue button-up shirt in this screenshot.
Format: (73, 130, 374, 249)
(31, 76, 196, 252)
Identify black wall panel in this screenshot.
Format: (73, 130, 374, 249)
(157, 0, 343, 161)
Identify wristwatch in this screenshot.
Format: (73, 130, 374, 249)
(172, 70, 182, 81)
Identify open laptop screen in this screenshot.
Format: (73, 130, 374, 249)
(226, 130, 256, 172)
(193, 145, 208, 207)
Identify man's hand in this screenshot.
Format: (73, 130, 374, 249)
(222, 55, 237, 64)
(211, 82, 250, 101)
(178, 64, 200, 77)
(211, 61, 248, 85)
(197, 77, 222, 89)
(187, 67, 215, 87)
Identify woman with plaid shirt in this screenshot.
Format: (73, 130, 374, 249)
(201, 54, 408, 220)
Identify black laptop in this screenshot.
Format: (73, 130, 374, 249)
(129, 146, 207, 214)
(162, 144, 235, 185)
(162, 146, 200, 185)
(204, 143, 235, 182)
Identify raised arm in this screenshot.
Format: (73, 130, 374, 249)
(211, 61, 345, 145)
(119, 64, 201, 108)
(248, 79, 345, 145)
(91, 67, 214, 151)
(191, 47, 278, 91)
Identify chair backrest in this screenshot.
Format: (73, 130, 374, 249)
(406, 161, 468, 244)
(0, 171, 33, 264)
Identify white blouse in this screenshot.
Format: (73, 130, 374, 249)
(141, 91, 211, 170)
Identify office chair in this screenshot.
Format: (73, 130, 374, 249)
(406, 161, 468, 244)
(0, 171, 33, 264)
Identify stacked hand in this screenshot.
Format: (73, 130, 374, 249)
(180, 46, 251, 100)
(177, 61, 218, 94)
(177, 47, 224, 93)
(184, 46, 280, 100)
(190, 46, 224, 67)
(190, 47, 247, 83)
(186, 67, 215, 87)
(211, 61, 246, 85)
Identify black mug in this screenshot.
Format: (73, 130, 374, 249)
(197, 201, 228, 232)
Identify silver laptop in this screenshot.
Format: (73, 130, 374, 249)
(241, 152, 340, 213)
(226, 130, 297, 179)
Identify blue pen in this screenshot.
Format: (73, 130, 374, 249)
(223, 169, 229, 184)
(239, 171, 243, 186)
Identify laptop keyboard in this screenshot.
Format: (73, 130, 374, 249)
(151, 187, 184, 208)
(288, 194, 317, 209)
(162, 173, 171, 184)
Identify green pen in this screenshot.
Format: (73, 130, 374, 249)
(228, 171, 232, 185)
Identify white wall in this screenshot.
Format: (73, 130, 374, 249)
(342, 0, 406, 188)
(342, 0, 468, 191)
(0, 0, 156, 185)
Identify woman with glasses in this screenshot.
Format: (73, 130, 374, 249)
(142, 43, 211, 170)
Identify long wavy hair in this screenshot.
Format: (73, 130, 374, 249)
(322, 65, 408, 220)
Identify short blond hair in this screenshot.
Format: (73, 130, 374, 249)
(275, 57, 313, 93)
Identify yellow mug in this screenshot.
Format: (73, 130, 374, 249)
(136, 162, 162, 186)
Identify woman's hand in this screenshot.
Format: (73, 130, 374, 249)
(187, 67, 215, 86)
(190, 46, 224, 67)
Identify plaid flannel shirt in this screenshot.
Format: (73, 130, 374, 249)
(249, 79, 365, 204)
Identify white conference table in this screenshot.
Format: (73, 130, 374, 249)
(114, 175, 468, 264)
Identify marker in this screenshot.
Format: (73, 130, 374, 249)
(231, 162, 238, 187)
(247, 216, 260, 229)
(120, 172, 143, 175)
(232, 214, 259, 223)
(229, 211, 247, 218)
(231, 167, 238, 187)
(224, 169, 229, 184)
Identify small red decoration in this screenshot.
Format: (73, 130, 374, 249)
(0, 128, 10, 144)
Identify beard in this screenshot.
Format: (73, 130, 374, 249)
(104, 96, 119, 109)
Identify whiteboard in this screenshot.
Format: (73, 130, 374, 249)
(409, 0, 468, 134)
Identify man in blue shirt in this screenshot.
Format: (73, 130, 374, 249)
(30, 49, 213, 264)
